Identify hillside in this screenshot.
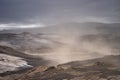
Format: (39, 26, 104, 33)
(0, 55, 119, 80)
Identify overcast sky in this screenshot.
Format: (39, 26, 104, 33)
(0, 0, 120, 29)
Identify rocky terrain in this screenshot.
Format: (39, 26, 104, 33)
(0, 22, 120, 80)
(0, 33, 120, 80)
(0, 45, 51, 72)
(0, 55, 119, 80)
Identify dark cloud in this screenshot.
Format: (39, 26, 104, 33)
(0, 0, 120, 25)
(0, 0, 47, 23)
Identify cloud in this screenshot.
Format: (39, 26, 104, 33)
(0, 0, 120, 26)
(0, 23, 44, 30)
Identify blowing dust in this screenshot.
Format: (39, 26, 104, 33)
(35, 35, 117, 65)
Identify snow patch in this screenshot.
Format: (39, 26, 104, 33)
(0, 53, 32, 73)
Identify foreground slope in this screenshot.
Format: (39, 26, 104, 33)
(0, 55, 120, 80)
(0, 45, 49, 73)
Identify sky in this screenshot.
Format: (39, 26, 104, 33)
(0, 0, 120, 29)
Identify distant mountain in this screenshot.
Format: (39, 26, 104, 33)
(1, 22, 120, 35)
